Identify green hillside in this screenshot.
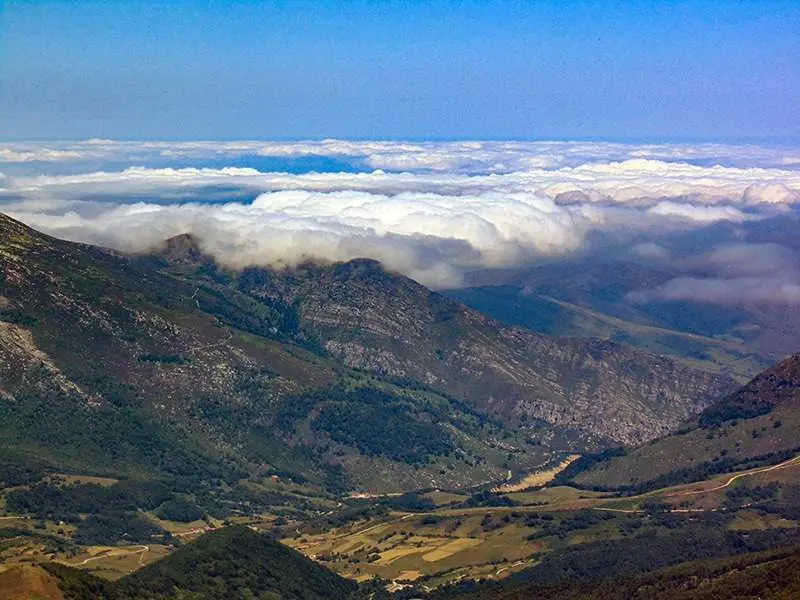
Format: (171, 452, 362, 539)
(1, 527, 356, 600)
(115, 526, 357, 600)
(563, 353, 800, 492)
(440, 545, 800, 600)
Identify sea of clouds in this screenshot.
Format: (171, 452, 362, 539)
(1, 139, 799, 296)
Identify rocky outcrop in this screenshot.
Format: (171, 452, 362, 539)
(238, 258, 736, 445)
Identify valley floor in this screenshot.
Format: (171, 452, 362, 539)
(3, 448, 800, 593)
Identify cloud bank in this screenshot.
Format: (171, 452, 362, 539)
(1, 140, 799, 289)
(629, 243, 800, 306)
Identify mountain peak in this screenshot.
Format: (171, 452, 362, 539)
(0, 212, 42, 246)
(153, 232, 213, 267)
(0, 213, 65, 273)
(699, 352, 800, 427)
(0, 212, 23, 228)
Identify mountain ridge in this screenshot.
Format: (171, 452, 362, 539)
(0, 213, 734, 495)
(222, 251, 734, 444)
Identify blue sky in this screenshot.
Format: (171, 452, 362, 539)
(1, 0, 798, 141)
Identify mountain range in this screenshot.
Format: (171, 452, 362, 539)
(2, 211, 800, 598)
(0, 212, 733, 495)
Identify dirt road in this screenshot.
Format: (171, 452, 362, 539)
(69, 545, 149, 566)
(666, 454, 800, 498)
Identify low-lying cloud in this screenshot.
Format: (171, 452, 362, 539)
(638, 276, 800, 305)
(1, 140, 799, 288)
(2, 139, 800, 173)
(629, 243, 800, 306)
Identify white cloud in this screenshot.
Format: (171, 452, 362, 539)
(646, 201, 749, 223)
(2, 140, 799, 288)
(700, 243, 796, 277)
(5, 189, 591, 287)
(629, 242, 800, 306)
(633, 276, 800, 305)
(7, 156, 800, 207)
(3, 139, 800, 172)
(0, 148, 83, 162)
(631, 242, 671, 260)
(743, 182, 800, 205)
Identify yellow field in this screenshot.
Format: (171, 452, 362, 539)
(376, 545, 428, 565)
(148, 515, 216, 536)
(283, 509, 544, 586)
(423, 490, 469, 507)
(422, 538, 483, 562)
(506, 485, 611, 506)
(493, 455, 581, 493)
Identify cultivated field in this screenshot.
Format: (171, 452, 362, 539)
(3, 455, 800, 588)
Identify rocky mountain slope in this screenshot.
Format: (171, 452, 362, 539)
(222, 256, 734, 445)
(564, 352, 800, 491)
(0, 213, 734, 493)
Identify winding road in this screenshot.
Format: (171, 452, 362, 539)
(70, 545, 150, 566)
(593, 453, 800, 514)
(665, 453, 800, 498)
